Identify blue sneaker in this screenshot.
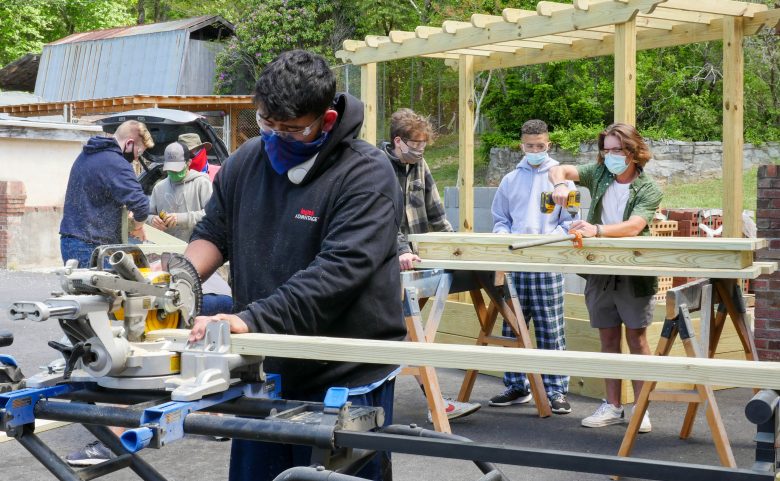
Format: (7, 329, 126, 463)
(65, 441, 114, 466)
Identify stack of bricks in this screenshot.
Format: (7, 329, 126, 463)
(754, 164, 780, 361)
(663, 208, 700, 237)
(0, 181, 26, 270)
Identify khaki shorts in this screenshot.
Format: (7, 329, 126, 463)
(584, 275, 655, 329)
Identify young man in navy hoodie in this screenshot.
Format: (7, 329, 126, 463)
(186, 50, 406, 481)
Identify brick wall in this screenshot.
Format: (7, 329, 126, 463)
(755, 165, 780, 361)
(0, 181, 26, 269)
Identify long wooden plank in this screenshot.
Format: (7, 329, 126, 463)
(415, 259, 772, 279)
(148, 330, 780, 390)
(408, 232, 767, 251)
(414, 241, 751, 270)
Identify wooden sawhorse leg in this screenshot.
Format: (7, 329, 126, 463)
(401, 272, 454, 433)
(457, 271, 551, 418)
(617, 279, 736, 472)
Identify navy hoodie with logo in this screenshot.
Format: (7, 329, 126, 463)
(191, 93, 406, 398)
(60, 136, 149, 244)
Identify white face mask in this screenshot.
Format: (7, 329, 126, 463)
(604, 152, 629, 175)
(523, 151, 547, 166)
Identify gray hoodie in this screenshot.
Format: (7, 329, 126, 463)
(147, 170, 212, 242)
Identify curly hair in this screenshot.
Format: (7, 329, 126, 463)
(521, 119, 548, 136)
(596, 123, 652, 168)
(389, 108, 435, 144)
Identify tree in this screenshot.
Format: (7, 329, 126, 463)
(214, 0, 335, 94)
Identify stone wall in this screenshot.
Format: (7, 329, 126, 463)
(486, 140, 780, 187)
(754, 164, 780, 361)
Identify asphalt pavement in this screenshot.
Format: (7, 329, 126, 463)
(0, 270, 768, 481)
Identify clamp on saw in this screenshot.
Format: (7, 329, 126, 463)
(8, 245, 262, 401)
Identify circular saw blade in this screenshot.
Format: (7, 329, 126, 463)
(161, 253, 203, 327)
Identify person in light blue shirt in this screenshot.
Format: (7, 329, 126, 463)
(488, 119, 577, 415)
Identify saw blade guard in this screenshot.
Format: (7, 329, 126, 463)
(161, 253, 203, 327)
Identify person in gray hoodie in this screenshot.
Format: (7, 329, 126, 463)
(147, 140, 233, 316)
(148, 141, 212, 241)
(489, 119, 577, 415)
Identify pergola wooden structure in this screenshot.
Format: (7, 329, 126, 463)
(336, 0, 780, 238)
(0, 94, 255, 151)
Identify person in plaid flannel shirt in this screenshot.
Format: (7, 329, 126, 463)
(381, 108, 481, 421)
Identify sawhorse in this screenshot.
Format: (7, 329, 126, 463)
(401, 269, 551, 434)
(618, 278, 758, 469)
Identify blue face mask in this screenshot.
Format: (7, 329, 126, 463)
(604, 152, 629, 175)
(261, 130, 329, 175)
(524, 151, 547, 166)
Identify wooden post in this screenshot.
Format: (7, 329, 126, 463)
(458, 55, 475, 232)
(614, 19, 636, 125)
(722, 17, 744, 238)
(360, 63, 378, 146)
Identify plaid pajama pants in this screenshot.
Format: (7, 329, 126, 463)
(502, 271, 569, 399)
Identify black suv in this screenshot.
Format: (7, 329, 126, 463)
(97, 108, 229, 194)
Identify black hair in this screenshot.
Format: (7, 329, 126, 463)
(521, 119, 549, 136)
(253, 50, 336, 121)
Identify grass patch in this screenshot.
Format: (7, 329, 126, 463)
(660, 164, 777, 212)
(426, 133, 489, 196)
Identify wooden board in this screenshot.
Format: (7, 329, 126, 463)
(428, 296, 748, 403)
(408, 232, 768, 251)
(416, 259, 771, 279)
(146, 330, 780, 390)
(415, 239, 752, 270)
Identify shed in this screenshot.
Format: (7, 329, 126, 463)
(34, 15, 234, 102)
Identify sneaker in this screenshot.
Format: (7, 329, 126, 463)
(581, 401, 624, 428)
(65, 441, 115, 466)
(550, 394, 572, 414)
(427, 397, 482, 422)
(489, 387, 532, 407)
(631, 406, 652, 433)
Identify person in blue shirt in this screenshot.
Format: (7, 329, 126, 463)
(59, 120, 154, 267)
(489, 119, 576, 415)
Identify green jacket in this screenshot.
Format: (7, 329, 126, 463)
(576, 162, 663, 297)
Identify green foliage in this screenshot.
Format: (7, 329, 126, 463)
(214, 0, 335, 94)
(548, 124, 604, 154)
(0, 1, 50, 67)
(478, 131, 517, 162)
(0, 0, 133, 68)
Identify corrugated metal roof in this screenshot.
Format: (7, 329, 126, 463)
(50, 16, 233, 45)
(34, 16, 234, 102)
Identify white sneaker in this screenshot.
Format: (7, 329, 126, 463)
(631, 406, 652, 433)
(427, 397, 481, 422)
(581, 401, 624, 428)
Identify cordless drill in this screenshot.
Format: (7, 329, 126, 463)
(540, 190, 580, 216)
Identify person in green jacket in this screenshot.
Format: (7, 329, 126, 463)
(548, 122, 662, 434)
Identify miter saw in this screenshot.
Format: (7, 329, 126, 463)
(8, 245, 262, 401)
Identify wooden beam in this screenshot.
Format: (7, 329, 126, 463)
(458, 56, 475, 233)
(146, 330, 780, 390)
(359, 63, 377, 146)
(412, 240, 753, 270)
(337, 0, 664, 65)
(614, 18, 637, 125)
(472, 9, 780, 71)
(415, 259, 771, 279)
(722, 16, 745, 239)
(656, 0, 766, 18)
(408, 232, 768, 251)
